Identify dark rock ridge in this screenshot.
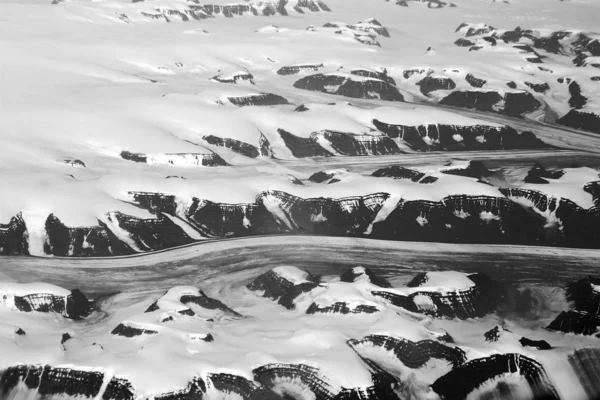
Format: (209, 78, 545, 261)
(278, 128, 402, 157)
(276, 63, 323, 75)
(210, 71, 254, 84)
(5, 287, 91, 319)
(371, 272, 503, 319)
(519, 337, 552, 350)
(0, 213, 28, 255)
(524, 163, 565, 184)
(135, 0, 331, 22)
(547, 276, 600, 335)
(120, 151, 228, 167)
(371, 166, 438, 183)
(464, 73, 487, 88)
(9, 179, 600, 257)
(293, 73, 404, 101)
(202, 135, 260, 158)
(431, 353, 560, 400)
(347, 334, 466, 369)
(111, 323, 158, 337)
(525, 81, 550, 93)
(306, 301, 380, 314)
(350, 68, 396, 85)
(253, 362, 402, 400)
(225, 93, 289, 106)
(308, 171, 339, 183)
(311, 130, 402, 155)
(340, 266, 392, 288)
(439, 90, 541, 117)
(145, 289, 241, 317)
(403, 67, 434, 79)
(557, 109, 600, 134)
(372, 120, 547, 151)
(247, 267, 320, 309)
(416, 75, 456, 95)
(568, 348, 600, 400)
(441, 161, 493, 179)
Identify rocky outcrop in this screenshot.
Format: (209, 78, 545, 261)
(310, 130, 402, 155)
(524, 163, 565, 184)
(371, 272, 503, 319)
(372, 120, 546, 151)
(371, 166, 438, 183)
(568, 348, 600, 400)
(416, 76, 456, 95)
(253, 362, 402, 400)
(277, 63, 323, 75)
(340, 266, 392, 287)
(432, 353, 560, 400)
(350, 68, 396, 85)
(246, 266, 320, 309)
(525, 81, 550, 93)
(439, 90, 541, 117)
(202, 135, 260, 158)
(210, 70, 254, 84)
(441, 161, 493, 179)
(557, 109, 600, 134)
(277, 129, 334, 157)
(547, 276, 600, 336)
(225, 93, 289, 106)
(306, 301, 379, 314)
(0, 213, 28, 255)
(348, 334, 466, 369)
(293, 73, 404, 101)
(1, 285, 91, 319)
(120, 151, 228, 167)
(464, 73, 487, 88)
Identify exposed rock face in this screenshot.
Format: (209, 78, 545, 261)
(293, 73, 404, 101)
(524, 163, 565, 184)
(306, 301, 380, 314)
(403, 68, 434, 79)
(0, 213, 28, 255)
(371, 272, 503, 319)
(135, 0, 331, 22)
(340, 266, 392, 288)
(2, 287, 92, 319)
(111, 323, 158, 337)
(525, 81, 550, 93)
(547, 276, 600, 335)
(519, 337, 552, 350)
(454, 38, 475, 47)
(0, 365, 107, 399)
(439, 90, 541, 117)
(277, 128, 334, 157)
(350, 68, 396, 85)
(371, 166, 438, 183)
(253, 362, 402, 400)
(568, 348, 600, 400)
(557, 109, 600, 134)
(372, 120, 546, 151)
(348, 335, 467, 369)
(464, 73, 487, 88)
(45, 214, 132, 257)
(210, 70, 254, 84)
(276, 63, 323, 75)
(432, 353, 560, 400)
(121, 150, 228, 167)
(246, 266, 320, 309)
(225, 93, 289, 106)
(202, 135, 260, 158)
(441, 161, 493, 179)
(416, 75, 456, 95)
(308, 171, 335, 183)
(310, 130, 402, 155)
